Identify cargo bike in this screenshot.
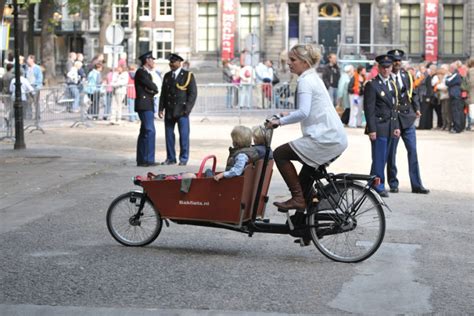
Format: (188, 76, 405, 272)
(106, 123, 389, 263)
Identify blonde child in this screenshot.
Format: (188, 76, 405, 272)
(214, 126, 259, 181)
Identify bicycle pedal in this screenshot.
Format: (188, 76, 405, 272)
(295, 238, 311, 247)
(277, 208, 289, 213)
(256, 218, 270, 223)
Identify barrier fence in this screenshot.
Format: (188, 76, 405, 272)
(0, 82, 294, 138)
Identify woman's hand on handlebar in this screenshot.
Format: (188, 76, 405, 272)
(265, 114, 281, 129)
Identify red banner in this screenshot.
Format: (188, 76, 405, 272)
(424, 0, 438, 62)
(221, 0, 236, 61)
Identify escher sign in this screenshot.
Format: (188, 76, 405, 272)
(424, 0, 438, 62)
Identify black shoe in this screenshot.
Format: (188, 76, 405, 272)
(178, 161, 187, 166)
(137, 162, 159, 167)
(412, 187, 430, 194)
(378, 190, 389, 198)
(294, 238, 311, 247)
(161, 160, 177, 165)
(390, 187, 399, 193)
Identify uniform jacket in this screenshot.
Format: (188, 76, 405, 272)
(364, 75, 400, 137)
(159, 69, 197, 120)
(393, 69, 420, 130)
(134, 67, 158, 112)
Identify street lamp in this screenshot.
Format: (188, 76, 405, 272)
(12, 0, 25, 149)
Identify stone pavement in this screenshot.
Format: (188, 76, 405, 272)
(0, 115, 473, 314)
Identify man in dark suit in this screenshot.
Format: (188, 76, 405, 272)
(135, 51, 159, 167)
(386, 49, 429, 194)
(159, 53, 198, 166)
(364, 54, 400, 197)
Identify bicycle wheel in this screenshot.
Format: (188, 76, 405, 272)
(308, 181, 385, 263)
(106, 191, 162, 246)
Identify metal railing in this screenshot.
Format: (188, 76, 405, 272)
(0, 82, 294, 138)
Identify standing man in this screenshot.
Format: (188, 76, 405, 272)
(322, 53, 341, 107)
(25, 55, 43, 119)
(135, 51, 159, 167)
(159, 53, 197, 166)
(363, 55, 400, 197)
(386, 49, 429, 194)
(445, 62, 464, 133)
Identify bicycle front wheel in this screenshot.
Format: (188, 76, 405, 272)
(308, 181, 385, 263)
(106, 191, 162, 246)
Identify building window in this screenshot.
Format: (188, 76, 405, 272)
(288, 3, 299, 39)
(359, 3, 371, 51)
(89, 0, 101, 30)
(138, 29, 151, 56)
(154, 29, 173, 59)
(443, 4, 463, 55)
(400, 4, 421, 54)
(159, 0, 173, 16)
(197, 3, 218, 52)
(114, 1, 130, 28)
(240, 3, 260, 44)
(139, 0, 151, 19)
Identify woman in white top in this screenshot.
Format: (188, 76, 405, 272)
(266, 44, 348, 211)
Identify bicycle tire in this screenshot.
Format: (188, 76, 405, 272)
(308, 181, 385, 263)
(106, 191, 163, 247)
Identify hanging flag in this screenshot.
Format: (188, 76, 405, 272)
(0, 23, 10, 51)
(424, 0, 438, 62)
(221, 0, 236, 61)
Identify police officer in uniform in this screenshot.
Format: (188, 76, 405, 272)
(386, 49, 429, 194)
(135, 51, 159, 167)
(364, 55, 400, 197)
(159, 53, 198, 166)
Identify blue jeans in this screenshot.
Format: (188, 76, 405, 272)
(387, 124, 423, 190)
(328, 86, 338, 108)
(136, 111, 156, 164)
(165, 116, 190, 163)
(127, 98, 138, 122)
(68, 85, 80, 111)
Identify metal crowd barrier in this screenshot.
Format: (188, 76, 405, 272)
(194, 82, 294, 115)
(0, 82, 294, 137)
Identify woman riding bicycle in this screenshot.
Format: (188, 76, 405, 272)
(266, 44, 348, 211)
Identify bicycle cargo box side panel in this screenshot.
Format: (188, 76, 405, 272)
(141, 177, 247, 223)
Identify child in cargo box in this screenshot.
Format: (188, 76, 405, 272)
(251, 125, 274, 160)
(213, 126, 259, 181)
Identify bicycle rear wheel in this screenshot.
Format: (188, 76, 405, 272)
(106, 191, 162, 246)
(308, 181, 385, 263)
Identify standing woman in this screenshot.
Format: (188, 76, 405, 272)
(266, 44, 348, 210)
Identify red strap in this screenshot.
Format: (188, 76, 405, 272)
(197, 155, 217, 178)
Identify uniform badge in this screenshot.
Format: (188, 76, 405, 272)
(381, 91, 385, 97)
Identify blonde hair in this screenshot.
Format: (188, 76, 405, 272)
(252, 126, 266, 145)
(290, 44, 321, 67)
(231, 126, 252, 148)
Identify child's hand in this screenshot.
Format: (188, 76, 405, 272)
(213, 173, 224, 182)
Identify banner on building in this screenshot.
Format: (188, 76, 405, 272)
(424, 0, 438, 62)
(221, 0, 236, 61)
(0, 23, 10, 51)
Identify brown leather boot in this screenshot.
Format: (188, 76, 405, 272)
(273, 161, 307, 211)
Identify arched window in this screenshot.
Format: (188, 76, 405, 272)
(318, 3, 341, 18)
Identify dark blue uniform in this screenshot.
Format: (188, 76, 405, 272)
(364, 74, 399, 193)
(386, 69, 427, 192)
(135, 66, 158, 166)
(159, 69, 197, 165)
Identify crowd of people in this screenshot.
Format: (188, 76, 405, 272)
(222, 50, 282, 109)
(330, 53, 474, 133)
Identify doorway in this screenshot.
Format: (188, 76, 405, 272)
(317, 3, 341, 63)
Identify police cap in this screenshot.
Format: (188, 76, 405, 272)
(167, 53, 184, 62)
(138, 51, 155, 63)
(387, 49, 405, 61)
(375, 54, 394, 67)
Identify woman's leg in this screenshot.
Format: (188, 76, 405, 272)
(273, 143, 306, 210)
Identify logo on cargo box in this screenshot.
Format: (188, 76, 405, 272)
(179, 200, 210, 206)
